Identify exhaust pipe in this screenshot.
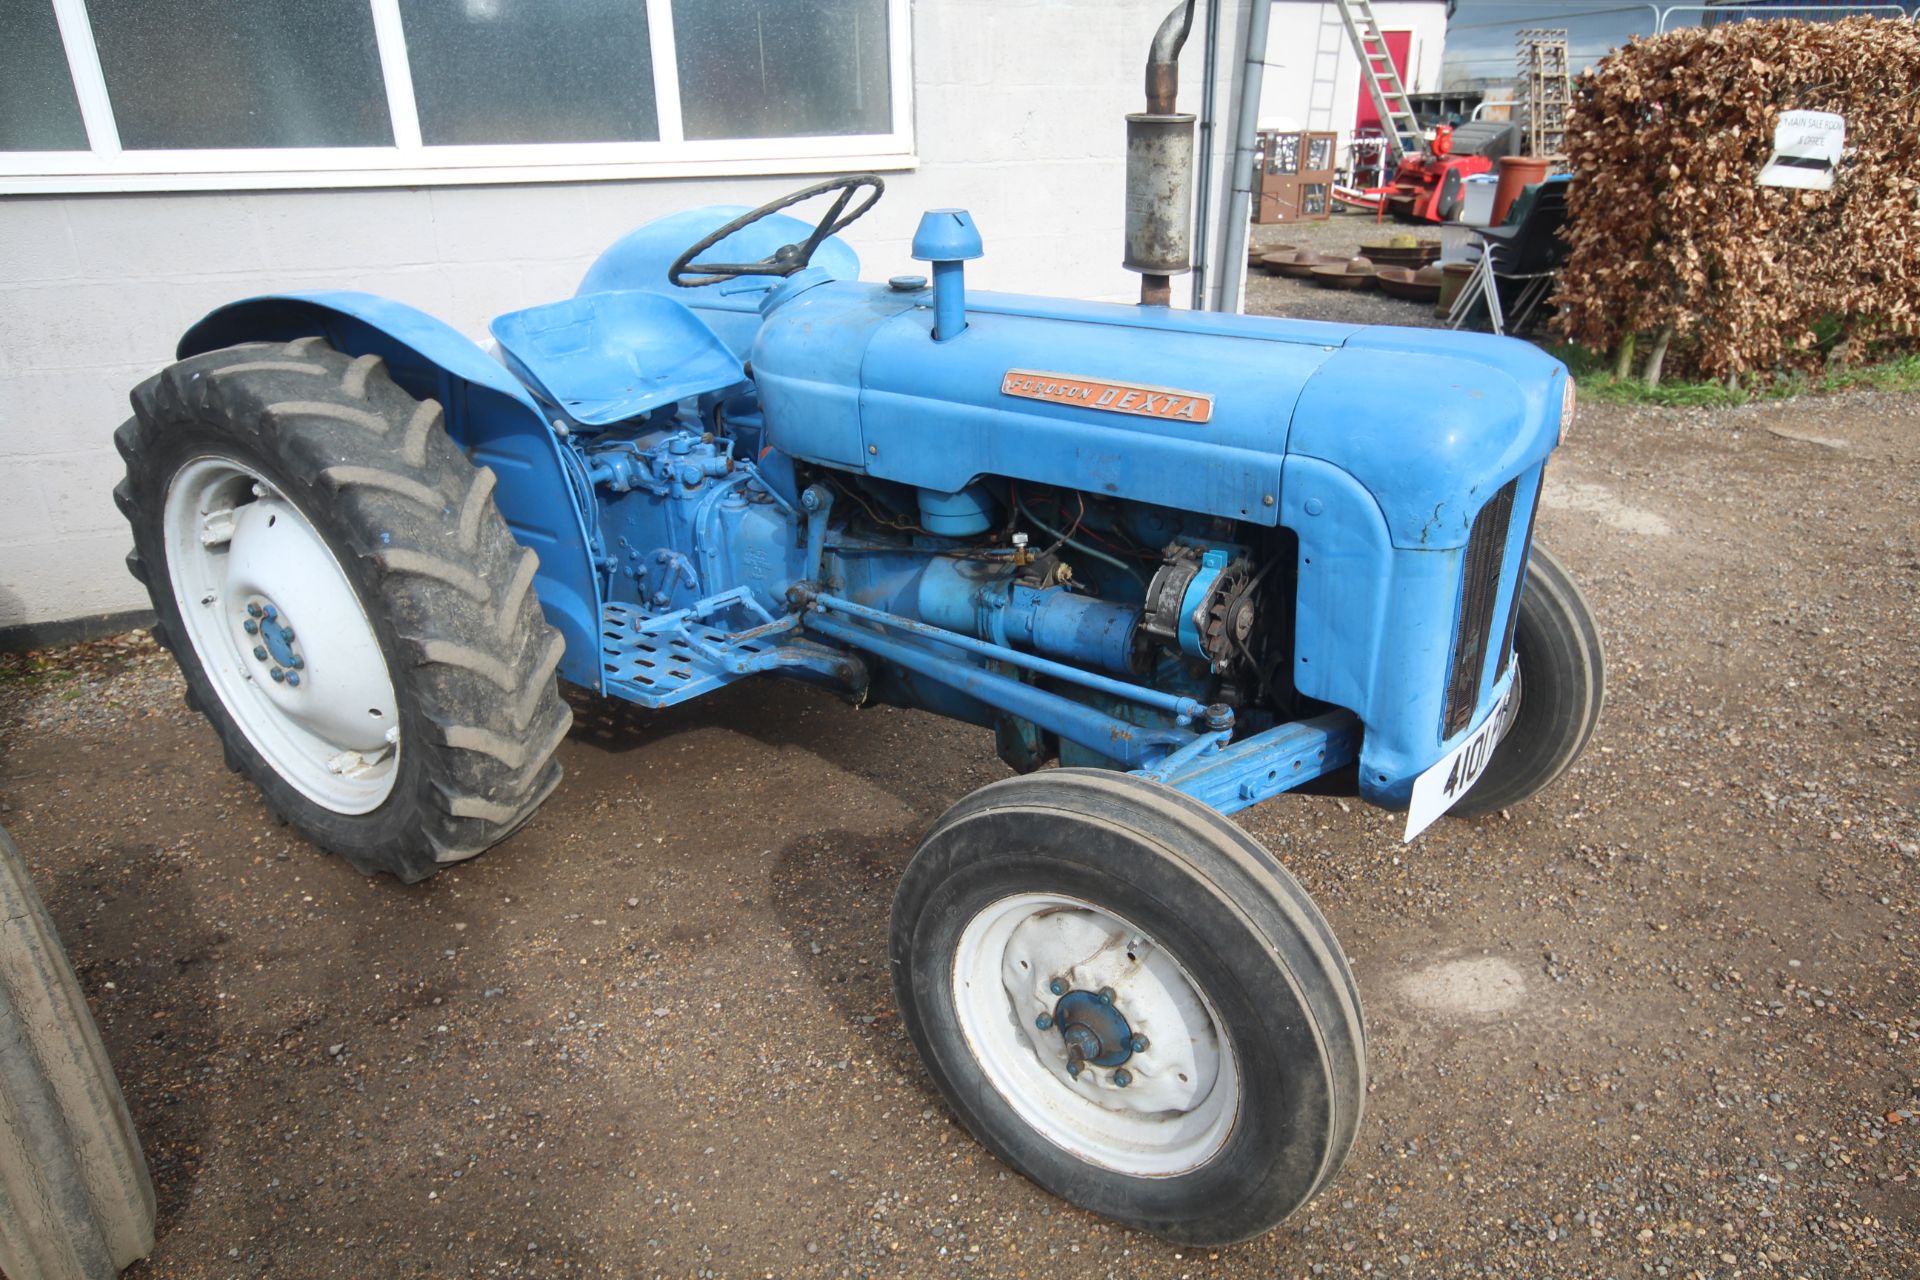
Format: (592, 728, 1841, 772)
(1125, 0, 1199, 307)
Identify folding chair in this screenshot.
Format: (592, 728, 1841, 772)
(1448, 175, 1571, 335)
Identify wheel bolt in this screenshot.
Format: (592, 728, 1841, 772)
(285, 672, 301, 687)
(253, 646, 268, 661)
(243, 619, 258, 635)
(1129, 1034, 1149, 1053)
(1048, 978, 1067, 996)
(282, 629, 295, 642)
(1035, 1014, 1053, 1031)
(1097, 986, 1115, 1005)
(270, 667, 285, 683)
(263, 605, 276, 619)
(289, 656, 304, 669)
(247, 603, 262, 618)
(1112, 1069, 1132, 1088)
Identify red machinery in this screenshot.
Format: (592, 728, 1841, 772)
(1383, 121, 1515, 223)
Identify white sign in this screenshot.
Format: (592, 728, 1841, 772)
(1759, 110, 1845, 191)
(1403, 678, 1519, 842)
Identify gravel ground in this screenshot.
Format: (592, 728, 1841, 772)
(1, 321, 1914, 1279)
(1245, 210, 1458, 329)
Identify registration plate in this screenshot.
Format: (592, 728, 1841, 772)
(1403, 678, 1520, 841)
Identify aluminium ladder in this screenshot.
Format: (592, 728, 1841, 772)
(1334, 0, 1424, 167)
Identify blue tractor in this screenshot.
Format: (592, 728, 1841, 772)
(111, 117, 1601, 1247)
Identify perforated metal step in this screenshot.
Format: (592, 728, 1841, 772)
(599, 602, 775, 708)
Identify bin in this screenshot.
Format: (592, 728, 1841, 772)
(1460, 174, 1499, 227)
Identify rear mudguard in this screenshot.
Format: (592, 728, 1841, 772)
(178, 291, 605, 691)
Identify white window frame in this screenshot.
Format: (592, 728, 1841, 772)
(4, 0, 916, 194)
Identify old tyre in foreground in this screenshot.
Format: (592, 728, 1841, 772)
(0, 825, 154, 1280)
(114, 340, 572, 882)
(891, 771, 1365, 1245)
(1451, 546, 1606, 818)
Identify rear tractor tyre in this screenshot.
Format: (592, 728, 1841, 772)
(891, 771, 1365, 1245)
(1451, 545, 1605, 818)
(114, 339, 572, 882)
(0, 824, 154, 1280)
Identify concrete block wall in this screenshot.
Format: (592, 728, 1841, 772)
(0, 0, 1242, 632)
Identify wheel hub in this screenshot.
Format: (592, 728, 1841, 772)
(163, 455, 401, 814)
(242, 600, 306, 686)
(1046, 987, 1140, 1076)
(952, 892, 1240, 1176)
(1003, 912, 1218, 1107)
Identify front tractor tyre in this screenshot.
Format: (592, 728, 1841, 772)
(114, 339, 572, 882)
(1451, 545, 1606, 818)
(891, 771, 1365, 1245)
(0, 825, 154, 1280)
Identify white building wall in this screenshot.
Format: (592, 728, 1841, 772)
(1257, 0, 1447, 167)
(0, 0, 1245, 632)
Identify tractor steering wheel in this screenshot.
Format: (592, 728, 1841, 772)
(668, 174, 885, 288)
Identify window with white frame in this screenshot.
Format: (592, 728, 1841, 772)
(0, 0, 913, 193)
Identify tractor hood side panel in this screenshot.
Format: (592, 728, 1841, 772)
(752, 283, 1355, 524)
(1288, 329, 1566, 549)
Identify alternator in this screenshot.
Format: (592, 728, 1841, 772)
(1141, 545, 1257, 673)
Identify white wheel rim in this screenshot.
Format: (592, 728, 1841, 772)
(952, 892, 1241, 1177)
(162, 455, 401, 814)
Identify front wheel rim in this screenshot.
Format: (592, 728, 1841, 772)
(951, 892, 1241, 1177)
(162, 455, 401, 814)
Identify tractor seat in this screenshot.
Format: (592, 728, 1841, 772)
(489, 290, 745, 427)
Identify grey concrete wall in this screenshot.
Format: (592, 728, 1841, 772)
(0, 0, 1242, 630)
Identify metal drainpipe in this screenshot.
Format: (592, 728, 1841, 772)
(1190, 0, 1221, 310)
(1213, 0, 1273, 314)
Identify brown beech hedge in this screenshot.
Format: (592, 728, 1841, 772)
(1556, 17, 1920, 383)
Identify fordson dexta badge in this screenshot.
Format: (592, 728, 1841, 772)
(1000, 370, 1214, 422)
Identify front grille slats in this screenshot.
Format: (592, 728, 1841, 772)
(1442, 477, 1518, 738)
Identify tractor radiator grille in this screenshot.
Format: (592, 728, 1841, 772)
(1443, 477, 1519, 738)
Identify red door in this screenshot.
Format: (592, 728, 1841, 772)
(1355, 30, 1412, 129)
